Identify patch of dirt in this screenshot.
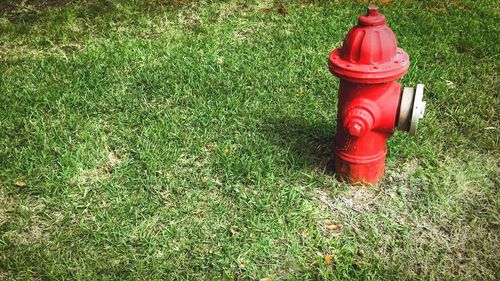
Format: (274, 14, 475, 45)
(315, 184, 382, 240)
(317, 185, 381, 215)
(0, 0, 71, 19)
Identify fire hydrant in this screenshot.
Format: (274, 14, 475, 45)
(328, 6, 426, 184)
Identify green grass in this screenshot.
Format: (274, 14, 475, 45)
(1, 0, 499, 279)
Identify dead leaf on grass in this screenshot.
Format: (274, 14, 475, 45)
(260, 7, 274, 14)
(259, 4, 287, 16)
(277, 4, 287, 16)
(358, 248, 365, 257)
(324, 219, 342, 232)
(446, 80, 456, 88)
(326, 224, 341, 231)
(324, 254, 334, 265)
(15, 178, 26, 187)
(353, 226, 361, 234)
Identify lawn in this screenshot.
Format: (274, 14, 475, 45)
(0, 0, 499, 280)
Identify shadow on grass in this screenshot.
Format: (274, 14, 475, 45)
(263, 116, 337, 175)
(0, 0, 185, 24)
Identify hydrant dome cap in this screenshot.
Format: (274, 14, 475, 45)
(328, 6, 409, 84)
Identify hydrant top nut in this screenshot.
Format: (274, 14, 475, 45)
(358, 6, 386, 26)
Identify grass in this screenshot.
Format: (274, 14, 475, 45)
(0, 0, 499, 279)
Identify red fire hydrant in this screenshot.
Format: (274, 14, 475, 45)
(328, 6, 426, 184)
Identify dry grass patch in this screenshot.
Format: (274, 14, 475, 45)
(72, 147, 124, 186)
(314, 156, 499, 279)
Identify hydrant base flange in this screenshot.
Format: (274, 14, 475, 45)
(334, 154, 385, 185)
(334, 147, 387, 184)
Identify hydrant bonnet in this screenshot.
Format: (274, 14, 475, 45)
(328, 6, 410, 84)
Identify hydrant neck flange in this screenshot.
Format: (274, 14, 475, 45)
(329, 49, 409, 84)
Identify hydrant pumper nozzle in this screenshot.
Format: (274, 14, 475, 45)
(328, 6, 426, 185)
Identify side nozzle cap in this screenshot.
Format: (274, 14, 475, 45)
(409, 84, 426, 135)
(398, 84, 426, 135)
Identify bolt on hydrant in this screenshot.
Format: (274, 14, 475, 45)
(328, 6, 426, 185)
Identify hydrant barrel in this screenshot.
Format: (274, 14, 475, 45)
(328, 6, 425, 185)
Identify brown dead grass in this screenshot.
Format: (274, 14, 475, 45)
(72, 147, 124, 186)
(1, 195, 51, 246)
(0, 189, 15, 226)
